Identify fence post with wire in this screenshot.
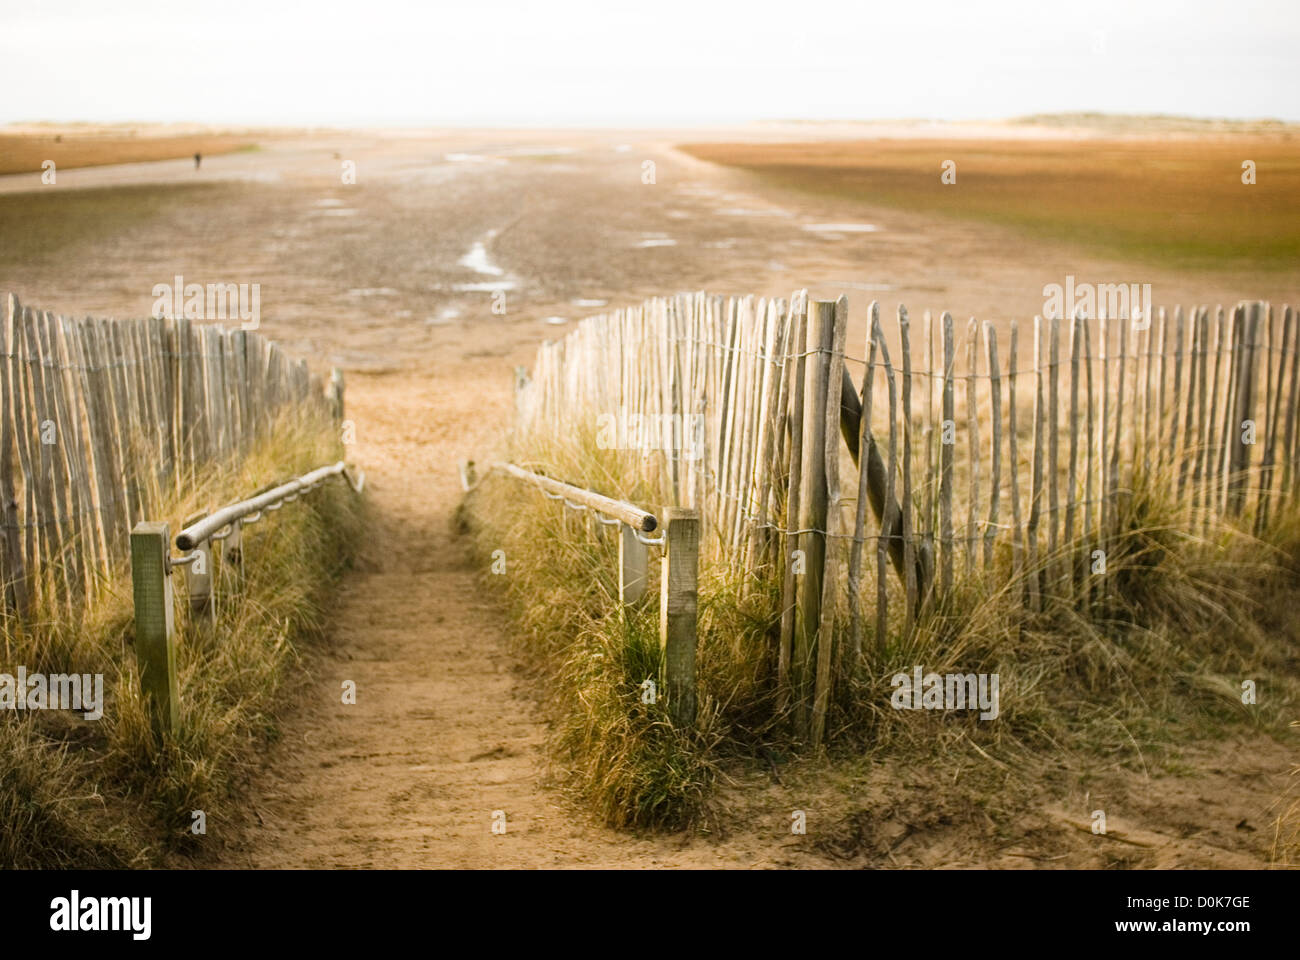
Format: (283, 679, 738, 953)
(489, 461, 700, 727)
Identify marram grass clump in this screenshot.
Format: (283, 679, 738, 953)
(0, 410, 364, 867)
(839, 468, 1300, 772)
(464, 468, 721, 830)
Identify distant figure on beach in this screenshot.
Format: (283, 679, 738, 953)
(194, 152, 201, 170)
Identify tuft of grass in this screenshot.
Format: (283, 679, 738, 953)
(1272, 723, 1300, 868)
(838, 469, 1300, 779)
(463, 426, 729, 829)
(0, 408, 364, 867)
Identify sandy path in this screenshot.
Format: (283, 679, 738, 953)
(213, 364, 596, 866)
(213, 365, 804, 868)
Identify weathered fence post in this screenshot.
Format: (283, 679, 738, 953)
(1228, 302, 1260, 516)
(660, 507, 699, 727)
(619, 523, 648, 605)
(130, 521, 179, 737)
(1, 293, 27, 615)
(794, 300, 833, 736)
(811, 295, 848, 747)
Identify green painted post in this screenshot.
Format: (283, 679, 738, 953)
(659, 508, 699, 727)
(131, 521, 179, 737)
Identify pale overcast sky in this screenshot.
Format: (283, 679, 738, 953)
(2, 0, 1297, 125)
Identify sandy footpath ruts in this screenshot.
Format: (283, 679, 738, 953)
(211, 367, 805, 868)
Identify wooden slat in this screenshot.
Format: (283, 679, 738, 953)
(47, 314, 88, 599)
(0, 294, 27, 612)
(1228, 304, 1258, 515)
(811, 295, 848, 746)
(776, 296, 807, 711)
(1065, 313, 1081, 552)
(940, 312, 955, 594)
(1259, 304, 1288, 530)
(965, 318, 980, 575)
(1026, 317, 1044, 611)
(1082, 315, 1095, 546)
(1098, 313, 1111, 542)
(1204, 306, 1227, 528)
(1008, 319, 1023, 588)
(1046, 315, 1060, 575)
(984, 323, 1002, 570)
(899, 306, 918, 623)
(1190, 308, 1211, 521)
(1154, 308, 1169, 476)
(70, 317, 114, 572)
(22, 307, 59, 599)
(749, 299, 786, 573)
(105, 319, 139, 526)
(90, 319, 128, 545)
(1109, 312, 1128, 553)
(923, 309, 936, 577)
(874, 311, 898, 650)
(847, 302, 878, 659)
(1281, 306, 1299, 505)
(1168, 306, 1187, 507)
(794, 299, 833, 736)
(1138, 310, 1149, 481)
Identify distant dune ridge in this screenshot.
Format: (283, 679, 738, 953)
(0, 126, 263, 176)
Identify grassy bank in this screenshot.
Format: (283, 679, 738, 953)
(465, 427, 1300, 840)
(678, 136, 1300, 270)
(0, 132, 259, 177)
(0, 411, 363, 868)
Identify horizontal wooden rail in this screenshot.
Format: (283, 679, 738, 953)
(133, 459, 362, 738)
(176, 461, 349, 550)
(492, 461, 658, 532)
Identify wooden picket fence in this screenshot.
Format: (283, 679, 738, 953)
(0, 292, 341, 617)
(516, 290, 1299, 743)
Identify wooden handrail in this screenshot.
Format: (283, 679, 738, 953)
(176, 461, 348, 550)
(491, 462, 658, 532)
